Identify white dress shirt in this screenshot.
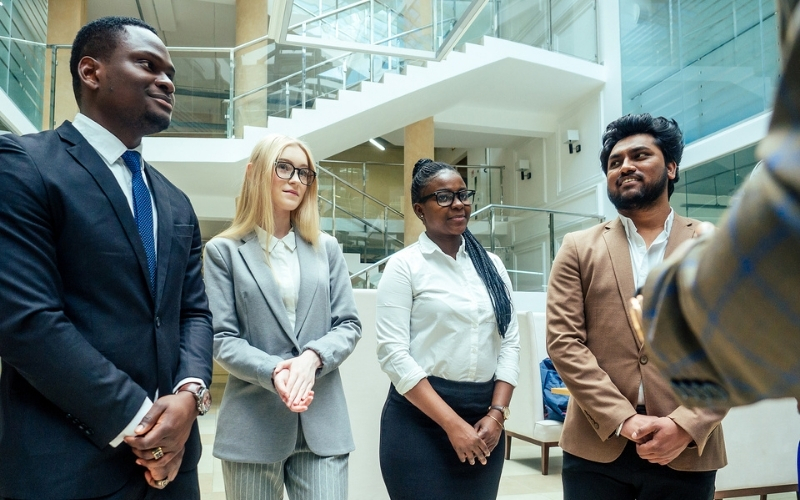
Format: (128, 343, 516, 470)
(72, 113, 158, 249)
(255, 227, 300, 332)
(71, 114, 202, 446)
(376, 232, 520, 395)
(618, 209, 674, 406)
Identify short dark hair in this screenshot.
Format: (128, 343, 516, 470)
(599, 113, 683, 198)
(411, 158, 513, 337)
(70, 16, 158, 104)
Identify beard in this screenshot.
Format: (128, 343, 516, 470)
(608, 167, 669, 211)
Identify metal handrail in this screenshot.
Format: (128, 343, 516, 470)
(318, 195, 404, 247)
(231, 51, 353, 103)
(349, 247, 410, 281)
(471, 203, 604, 221)
(317, 165, 404, 217)
(0, 35, 46, 47)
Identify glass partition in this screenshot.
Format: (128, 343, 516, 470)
(1, 36, 45, 127)
(0, 0, 46, 129)
(620, 0, 778, 143)
(670, 144, 759, 223)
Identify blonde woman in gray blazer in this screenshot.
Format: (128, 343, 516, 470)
(203, 134, 362, 500)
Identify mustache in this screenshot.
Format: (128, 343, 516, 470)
(617, 172, 643, 186)
(149, 92, 174, 105)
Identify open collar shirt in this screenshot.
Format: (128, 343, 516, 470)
(376, 232, 519, 395)
(618, 209, 674, 405)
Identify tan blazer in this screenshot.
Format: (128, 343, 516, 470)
(546, 215, 727, 471)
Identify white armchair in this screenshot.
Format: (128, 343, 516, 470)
(504, 311, 563, 475)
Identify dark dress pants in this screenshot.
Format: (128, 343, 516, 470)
(0, 467, 200, 500)
(562, 441, 716, 500)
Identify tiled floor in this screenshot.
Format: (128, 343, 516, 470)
(198, 384, 796, 500)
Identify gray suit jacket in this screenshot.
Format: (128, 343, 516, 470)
(203, 231, 361, 463)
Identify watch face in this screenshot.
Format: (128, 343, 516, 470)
(198, 387, 212, 414)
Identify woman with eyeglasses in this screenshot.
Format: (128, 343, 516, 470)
(203, 134, 361, 500)
(376, 158, 520, 499)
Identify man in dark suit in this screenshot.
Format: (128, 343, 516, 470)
(546, 114, 726, 500)
(0, 16, 213, 499)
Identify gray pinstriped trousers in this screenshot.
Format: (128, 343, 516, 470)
(221, 427, 348, 500)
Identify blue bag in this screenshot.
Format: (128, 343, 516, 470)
(540, 358, 568, 422)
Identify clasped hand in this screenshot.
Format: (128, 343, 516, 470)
(273, 350, 321, 412)
(622, 415, 693, 465)
(123, 392, 198, 488)
(446, 415, 504, 466)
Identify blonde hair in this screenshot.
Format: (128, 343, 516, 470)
(217, 134, 320, 246)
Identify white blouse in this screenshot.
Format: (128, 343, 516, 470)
(255, 227, 300, 332)
(376, 232, 520, 395)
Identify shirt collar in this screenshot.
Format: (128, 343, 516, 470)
(417, 231, 467, 257)
(255, 226, 297, 253)
(72, 113, 143, 167)
(618, 209, 675, 242)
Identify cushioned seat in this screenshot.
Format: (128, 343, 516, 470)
(504, 311, 563, 475)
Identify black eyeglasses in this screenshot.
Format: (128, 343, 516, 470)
(274, 161, 317, 186)
(420, 189, 476, 207)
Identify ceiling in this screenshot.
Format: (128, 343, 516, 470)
(86, 0, 236, 47)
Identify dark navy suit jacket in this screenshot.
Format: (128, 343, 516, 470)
(0, 122, 213, 498)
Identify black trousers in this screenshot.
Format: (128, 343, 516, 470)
(0, 467, 200, 500)
(379, 377, 504, 500)
(562, 441, 716, 500)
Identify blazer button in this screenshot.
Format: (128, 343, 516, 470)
(639, 355, 649, 365)
(85, 428, 94, 436)
(291, 348, 300, 356)
(155, 316, 161, 328)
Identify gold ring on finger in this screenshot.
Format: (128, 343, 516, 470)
(151, 446, 164, 460)
(155, 478, 169, 488)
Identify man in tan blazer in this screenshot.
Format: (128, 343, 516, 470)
(547, 113, 727, 499)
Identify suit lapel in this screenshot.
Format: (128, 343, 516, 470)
(293, 237, 320, 337)
(148, 166, 173, 307)
(602, 217, 641, 347)
(665, 214, 696, 257)
(59, 124, 153, 303)
(238, 234, 298, 345)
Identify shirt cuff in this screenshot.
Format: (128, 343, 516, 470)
(172, 377, 206, 394)
(109, 397, 153, 448)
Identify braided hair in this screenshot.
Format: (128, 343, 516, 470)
(412, 159, 513, 337)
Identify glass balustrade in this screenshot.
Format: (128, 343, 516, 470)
(459, 0, 598, 62)
(469, 204, 603, 292)
(317, 164, 404, 267)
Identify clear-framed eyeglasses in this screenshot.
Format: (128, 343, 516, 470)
(419, 189, 476, 207)
(274, 161, 317, 186)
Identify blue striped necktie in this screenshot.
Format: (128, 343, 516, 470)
(121, 150, 156, 296)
